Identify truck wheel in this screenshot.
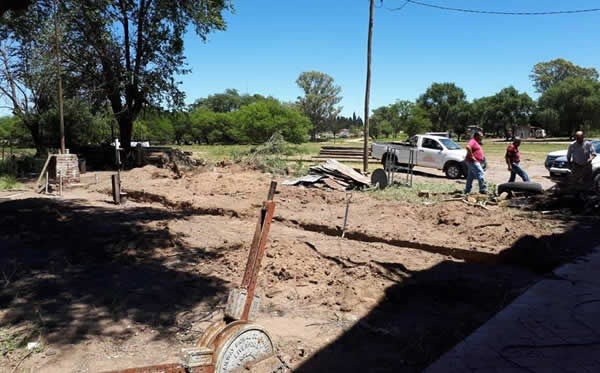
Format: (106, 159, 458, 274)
(445, 162, 462, 179)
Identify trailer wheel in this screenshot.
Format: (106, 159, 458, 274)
(371, 169, 388, 189)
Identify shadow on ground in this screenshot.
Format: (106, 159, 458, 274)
(295, 203, 600, 373)
(0, 198, 228, 346)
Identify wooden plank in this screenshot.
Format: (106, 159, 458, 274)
(35, 154, 54, 191)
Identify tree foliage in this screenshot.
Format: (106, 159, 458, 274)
(417, 82, 468, 133)
(370, 100, 414, 138)
(296, 71, 342, 141)
(190, 89, 266, 113)
(538, 77, 600, 136)
(55, 0, 232, 149)
(530, 58, 599, 94)
(0, 0, 58, 154)
(405, 106, 431, 137)
(473, 87, 534, 138)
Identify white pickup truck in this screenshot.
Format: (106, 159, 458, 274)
(371, 134, 471, 179)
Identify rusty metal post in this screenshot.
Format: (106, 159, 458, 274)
(241, 181, 277, 288)
(241, 201, 275, 321)
(267, 180, 277, 200)
(240, 182, 277, 321)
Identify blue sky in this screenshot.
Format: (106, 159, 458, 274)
(180, 0, 600, 117)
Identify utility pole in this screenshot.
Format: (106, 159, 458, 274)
(54, 0, 65, 154)
(363, 0, 375, 172)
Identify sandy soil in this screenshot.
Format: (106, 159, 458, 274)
(1, 163, 598, 373)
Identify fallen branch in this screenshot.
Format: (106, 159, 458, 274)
(11, 349, 34, 373)
(462, 200, 490, 210)
(474, 223, 502, 229)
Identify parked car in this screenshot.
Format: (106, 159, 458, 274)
(371, 134, 481, 179)
(549, 140, 600, 192)
(545, 149, 568, 175)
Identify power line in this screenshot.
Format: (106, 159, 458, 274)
(385, 0, 600, 15)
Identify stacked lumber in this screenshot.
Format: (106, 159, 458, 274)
(283, 159, 370, 191)
(312, 146, 377, 162)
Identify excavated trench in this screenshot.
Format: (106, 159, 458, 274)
(121, 189, 562, 271)
(274, 216, 499, 264)
(124, 190, 242, 218)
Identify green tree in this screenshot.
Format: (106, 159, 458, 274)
(49, 0, 233, 150)
(417, 83, 467, 133)
(538, 77, 600, 137)
(296, 71, 343, 141)
(471, 88, 534, 138)
(530, 58, 599, 94)
(190, 107, 222, 144)
(0, 115, 30, 145)
(234, 99, 310, 144)
(405, 106, 431, 137)
(391, 100, 414, 138)
(40, 98, 113, 148)
(0, 1, 59, 155)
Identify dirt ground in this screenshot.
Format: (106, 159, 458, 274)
(1, 162, 599, 373)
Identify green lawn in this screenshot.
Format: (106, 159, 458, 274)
(173, 137, 565, 164)
(173, 138, 363, 162)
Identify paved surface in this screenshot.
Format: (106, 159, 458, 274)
(424, 248, 600, 373)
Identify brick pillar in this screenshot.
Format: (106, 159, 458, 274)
(54, 154, 80, 184)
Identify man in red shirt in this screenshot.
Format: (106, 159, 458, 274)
(505, 137, 530, 182)
(465, 131, 487, 194)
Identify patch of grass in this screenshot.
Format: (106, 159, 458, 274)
(368, 182, 460, 203)
(0, 175, 22, 190)
(173, 138, 364, 162)
(0, 328, 27, 357)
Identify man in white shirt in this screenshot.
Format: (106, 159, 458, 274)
(566, 131, 596, 190)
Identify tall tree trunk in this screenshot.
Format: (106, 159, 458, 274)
(118, 116, 133, 151)
(24, 120, 45, 157)
(363, 0, 374, 172)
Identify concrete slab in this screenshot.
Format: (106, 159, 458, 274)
(424, 248, 600, 373)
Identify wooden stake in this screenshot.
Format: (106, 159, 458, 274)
(342, 193, 352, 238)
(45, 172, 48, 194)
(112, 174, 121, 204)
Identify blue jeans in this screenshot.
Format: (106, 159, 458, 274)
(465, 161, 487, 194)
(509, 162, 530, 182)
